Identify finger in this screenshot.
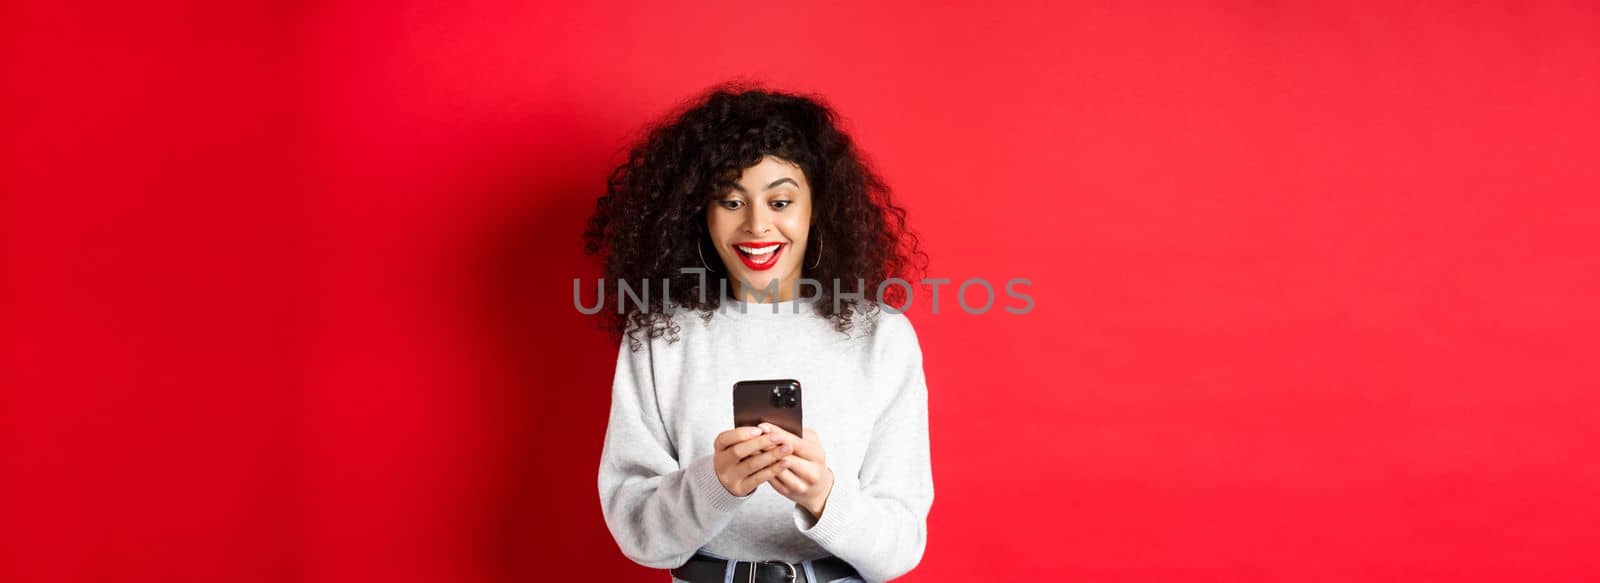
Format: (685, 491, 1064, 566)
(737, 441, 794, 476)
(780, 455, 823, 483)
(760, 423, 799, 443)
(763, 424, 823, 462)
(761, 423, 804, 453)
(772, 467, 806, 492)
(767, 474, 792, 496)
(739, 456, 790, 492)
(716, 426, 766, 450)
(714, 428, 744, 450)
(728, 435, 777, 460)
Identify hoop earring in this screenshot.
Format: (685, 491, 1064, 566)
(697, 237, 720, 273)
(807, 231, 823, 270)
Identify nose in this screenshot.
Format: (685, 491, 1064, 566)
(743, 206, 773, 235)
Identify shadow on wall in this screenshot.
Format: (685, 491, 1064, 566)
(456, 126, 660, 580)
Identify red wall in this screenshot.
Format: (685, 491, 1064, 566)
(4, 1, 1597, 581)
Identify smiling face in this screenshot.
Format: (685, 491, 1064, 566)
(707, 155, 814, 302)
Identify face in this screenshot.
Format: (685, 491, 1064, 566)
(707, 155, 813, 302)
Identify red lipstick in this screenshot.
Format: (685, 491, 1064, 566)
(732, 242, 784, 271)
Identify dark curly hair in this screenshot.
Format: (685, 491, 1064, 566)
(583, 82, 927, 351)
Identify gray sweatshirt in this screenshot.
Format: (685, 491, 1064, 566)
(596, 292, 934, 582)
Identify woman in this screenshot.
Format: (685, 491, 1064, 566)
(586, 84, 933, 583)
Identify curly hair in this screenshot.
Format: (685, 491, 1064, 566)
(583, 82, 927, 351)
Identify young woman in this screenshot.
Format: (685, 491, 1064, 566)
(587, 85, 933, 583)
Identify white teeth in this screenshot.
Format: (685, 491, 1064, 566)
(737, 244, 779, 255)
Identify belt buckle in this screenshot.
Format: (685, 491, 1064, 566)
(749, 559, 797, 583)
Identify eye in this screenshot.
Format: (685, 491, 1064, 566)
(771, 200, 791, 210)
(718, 200, 744, 210)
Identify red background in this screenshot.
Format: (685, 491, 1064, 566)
(4, 1, 1597, 581)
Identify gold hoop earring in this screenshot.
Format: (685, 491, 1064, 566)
(697, 238, 720, 273)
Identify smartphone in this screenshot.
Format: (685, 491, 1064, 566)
(733, 378, 803, 436)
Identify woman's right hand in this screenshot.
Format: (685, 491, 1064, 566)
(713, 425, 794, 497)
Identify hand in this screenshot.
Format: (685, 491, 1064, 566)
(759, 423, 835, 519)
(713, 425, 793, 497)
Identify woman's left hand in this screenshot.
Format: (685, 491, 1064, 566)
(759, 423, 836, 519)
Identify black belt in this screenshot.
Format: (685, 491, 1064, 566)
(671, 552, 860, 583)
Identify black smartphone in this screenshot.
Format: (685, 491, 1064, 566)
(733, 379, 803, 436)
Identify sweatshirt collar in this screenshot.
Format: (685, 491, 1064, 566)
(717, 286, 820, 318)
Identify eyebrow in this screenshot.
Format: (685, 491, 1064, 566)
(729, 177, 799, 193)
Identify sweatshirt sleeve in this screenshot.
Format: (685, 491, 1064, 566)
(791, 314, 935, 582)
(597, 332, 751, 568)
